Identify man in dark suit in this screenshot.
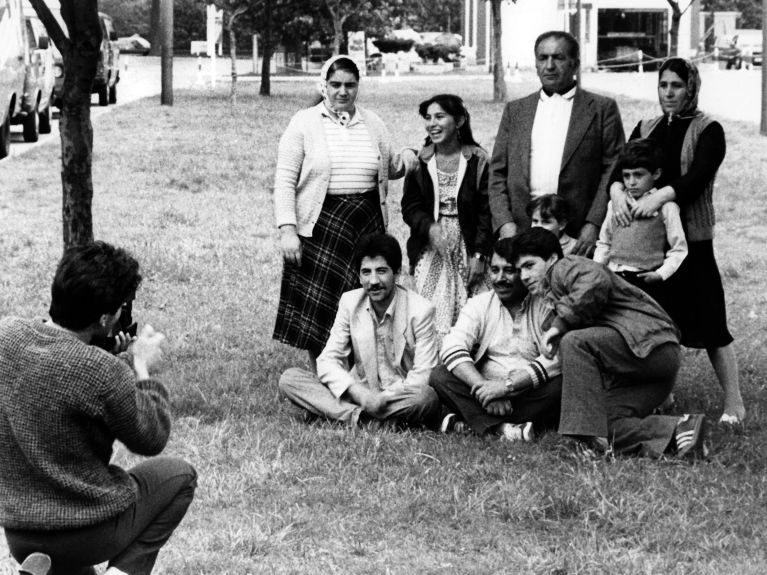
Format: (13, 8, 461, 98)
(489, 30, 625, 256)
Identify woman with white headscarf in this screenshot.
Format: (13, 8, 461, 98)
(273, 55, 416, 369)
(609, 57, 745, 425)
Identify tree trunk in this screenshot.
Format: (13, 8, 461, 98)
(259, 0, 272, 96)
(491, 0, 507, 102)
(228, 15, 238, 105)
(331, 18, 343, 55)
(29, 0, 100, 248)
(668, 1, 681, 56)
(150, 0, 162, 56)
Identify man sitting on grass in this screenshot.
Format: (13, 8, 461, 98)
(0, 241, 196, 575)
(279, 233, 441, 429)
(511, 227, 707, 459)
(429, 238, 562, 442)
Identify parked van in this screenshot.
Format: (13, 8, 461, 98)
(0, 0, 25, 158)
(51, 10, 120, 108)
(12, 11, 55, 142)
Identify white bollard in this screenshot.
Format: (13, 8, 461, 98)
(638, 49, 643, 74)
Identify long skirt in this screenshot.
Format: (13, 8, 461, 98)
(273, 190, 384, 355)
(413, 215, 472, 338)
(664, 239, 733, 349)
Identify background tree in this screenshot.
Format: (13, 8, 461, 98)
(28, 0, 101, 248)
(491, 0, 516, 102)
(667, 1, 694, 56)
(702, 0, 763, 28)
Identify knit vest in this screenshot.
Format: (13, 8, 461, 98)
(611, 213, 667, 271)
(640, 114, 716, 241)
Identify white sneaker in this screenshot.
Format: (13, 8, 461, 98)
(498, 422, 534, 442)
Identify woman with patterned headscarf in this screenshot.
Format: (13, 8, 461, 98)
(609, 57, 745, 425)
(273, 55, 417, 370)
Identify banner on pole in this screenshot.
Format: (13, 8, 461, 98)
(347, 31, 366, 76)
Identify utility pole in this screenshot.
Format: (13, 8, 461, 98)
(161, 0, 174, 106)
(761, 0, 767, 135)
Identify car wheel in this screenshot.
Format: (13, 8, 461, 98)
(98, 83, 109, 106)
(23, 105, 40, 143)
(0, 112, 10, 159)
(109, 82, 117, 104)
(39, 105, 52, 134)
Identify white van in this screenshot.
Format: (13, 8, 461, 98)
(0, 0, 25, 158)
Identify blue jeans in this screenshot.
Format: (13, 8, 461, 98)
(5, 457, 197, 575)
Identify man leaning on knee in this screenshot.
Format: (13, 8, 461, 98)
(0, 241, 196, 575)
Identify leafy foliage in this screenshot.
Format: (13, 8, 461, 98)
(702, 0, 763, 29)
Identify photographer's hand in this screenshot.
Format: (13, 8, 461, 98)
(131, 324, 166, 379)
(110, 331, 133, 354)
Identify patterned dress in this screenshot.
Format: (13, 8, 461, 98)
(413, 166, 470, 338)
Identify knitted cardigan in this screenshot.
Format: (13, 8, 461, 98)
(273, 103, 405, 237)
(640, 114, 717, 241)
(0, 317, 171, 530)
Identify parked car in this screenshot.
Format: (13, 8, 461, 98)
(11, 12, 55, 142)
(715, 30, 763, 69)
(0, 0, 26, 158)
(116, 34, 150, 55)
(51, 11, 120, 108)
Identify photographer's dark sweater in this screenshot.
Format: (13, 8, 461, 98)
(0, 317, 171, 530)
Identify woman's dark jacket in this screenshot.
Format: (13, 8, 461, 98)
(401, 143, 492, 269)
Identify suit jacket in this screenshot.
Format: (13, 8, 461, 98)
(488, 89, 625, 237)
(317, 285, 439, 399)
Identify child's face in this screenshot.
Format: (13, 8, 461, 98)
(622, 167, 660, 197)
(531, 208, 566, 237)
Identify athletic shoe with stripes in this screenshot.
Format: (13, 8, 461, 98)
(18, 553, 51, 575)
(439, 413, 469, 434)
(498, 422, 535, 443)
(675, 414, 708, 460)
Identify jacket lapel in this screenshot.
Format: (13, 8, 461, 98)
(516, 93, 539, 183)
(352, 300, 380, 388)
(392, 288, 407, 366)
(560, 90, 595, 171)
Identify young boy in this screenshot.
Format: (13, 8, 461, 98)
(526, 194, 577, 255)
(594, 139, 687, 307)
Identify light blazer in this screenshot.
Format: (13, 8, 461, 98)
(317, 285, 439, 399)
(488, 89, 625, 237)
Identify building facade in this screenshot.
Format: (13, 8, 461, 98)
(464, 0, 700, 71)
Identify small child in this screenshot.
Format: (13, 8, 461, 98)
(526, 194, 576, 255)
(594, 138, 687, 307)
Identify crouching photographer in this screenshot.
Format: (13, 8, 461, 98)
(0, 241, 196, 575)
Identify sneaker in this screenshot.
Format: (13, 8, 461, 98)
(19, 553, 51, 575)
(439, 413, 469, 434)
(675, 414, 708, 460)
(497, 422, 534, 443)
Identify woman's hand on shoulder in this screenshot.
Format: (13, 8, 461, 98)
(279, 225, 302, 266)
(401, 148, 419, 175)
(609, 182, 632, 227)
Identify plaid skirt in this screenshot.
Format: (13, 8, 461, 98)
(273, 190, 385, 355)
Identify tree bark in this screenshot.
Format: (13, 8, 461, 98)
(228, 13, 238, 105)
(259, 0, 272, 96)
(29, 0, 100, 248)
(150, 0, 162, 56)
(491, 0, 507, 102)
(668, 1, 681, 56)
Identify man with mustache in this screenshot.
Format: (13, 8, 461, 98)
(428, 238, 562, 441)
(279, 233, 441, 428)
(488, 30, 624, 257)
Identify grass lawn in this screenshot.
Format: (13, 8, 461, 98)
(1, 76, 766, 574)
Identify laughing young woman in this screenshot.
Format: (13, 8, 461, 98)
(401, 94, 492, 338)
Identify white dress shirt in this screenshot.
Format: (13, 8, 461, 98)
(529, 86, 577, 198)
